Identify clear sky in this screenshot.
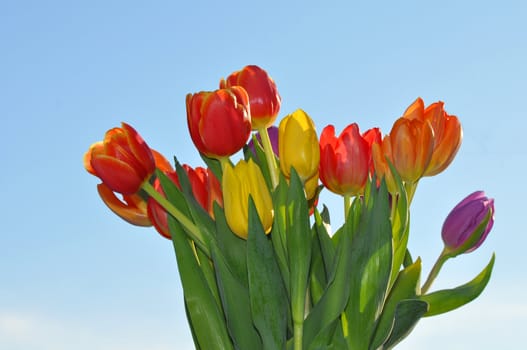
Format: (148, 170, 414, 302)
(1, 0, 525, 349)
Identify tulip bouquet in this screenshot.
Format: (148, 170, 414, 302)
(84, 65, 495, 350)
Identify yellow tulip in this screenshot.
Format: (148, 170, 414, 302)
(222, 159, 274, 239)
(279, 109, 320, 182)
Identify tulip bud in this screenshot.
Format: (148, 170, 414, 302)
(220, 65, 281, 129)
(186, 87, 252, 159)
(84, 123, 156, 195)
(442, 191, 495, 254)
(319, 123, 370, 196)
(222, 159, 274, 239)
(279, 109, 320, 182)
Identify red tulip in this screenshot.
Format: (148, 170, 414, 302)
(186, 87, 252, 158)
(319, 123, 370, 196)
(220, 65, 281, 129)
(84, 123, 155, 195)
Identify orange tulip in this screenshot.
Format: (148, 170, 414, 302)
(84, 123, 155, 195)
(186, 87, 252, 158)
(371, 134, 398, 194)
(402, 98, 463, 176)
(389, 117, 434, 183)
(220, 65, 281, 129)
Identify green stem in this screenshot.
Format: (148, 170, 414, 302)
(404, 181, 418, 205)
(344, 194, 352, 219)
(141, 181, 210, 258)
(258, 127, 279, 189)
(421, 247, 450, 294)
(294, 322, 303, 350)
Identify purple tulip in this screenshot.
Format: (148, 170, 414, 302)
(442, 191, 495, 253)
(247, 126, 279, 157)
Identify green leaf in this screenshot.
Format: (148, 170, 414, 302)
(214, 203, 249, 287)
(381, 299, 429, 349)
(314, 209, 336, 279)
(286, 168, 312, 326)
(303, 223, 353, 348)
(247, 198, 289, 350)
(167, 217, 233, 350)
(344, 180, 393, 350)
(212, 245, 262, 350)
(271, 174, 291, 295)
(387, 161, 410, 287)
(420, 253, 495, 316)
(371, 258, 422, 349)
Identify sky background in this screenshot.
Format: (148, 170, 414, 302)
(1, 0, 526, 349)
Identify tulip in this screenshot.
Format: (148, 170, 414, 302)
(222, 159, 274, 239)
(442, 191, 495, 254)
(84, 123, 156, 195)
(186, 87, 252, 159)
(402, 98, 463, 176)
(147, 166, 222, 239)
(371, 135, 398, 194)
(319, 123, 370, 196)
(389, 117, 434, 183)
(279, 109, 320, 182)
(362, 127, 382, 176)
(220, 65, 281, 129)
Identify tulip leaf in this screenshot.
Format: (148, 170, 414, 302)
(420, 253, 495, 316)
(388, 162, 410, 287)
(247, 198, 289, 350)
(381, 299, 429, 349)
(302, 221, 353, 348)
(344, 180, 393, 350)
(213, 203, 249, 287)
(371, 258, 422, 349)
(167, 216, 234, 350)
(271, 174, 291, 295)
(307, 319, 346, 350)
(286, 168, 312, 326)
(211, 244, 263, 350)
(314, 209, 336, 278)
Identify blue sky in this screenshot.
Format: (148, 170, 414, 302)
(1, 0, 525, 348)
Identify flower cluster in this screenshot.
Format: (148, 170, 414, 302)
(84, 65, 495, 349)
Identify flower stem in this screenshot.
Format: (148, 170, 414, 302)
(344, 194, 352, 219)
(258, 127, 279, 189)
(421, 247, 450, 294)
(404, 181, 418, 205)
(141, 181, 210, 258)
(294, 321, 303, 350)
